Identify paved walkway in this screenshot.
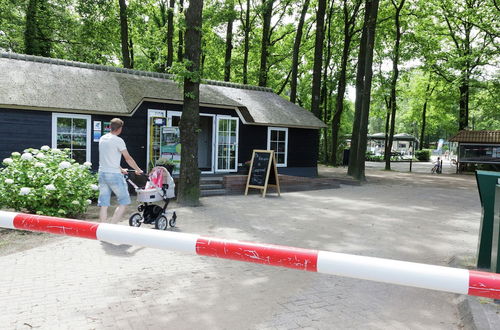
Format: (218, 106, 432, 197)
(0, 168, 483, 329)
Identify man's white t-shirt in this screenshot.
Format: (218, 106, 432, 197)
(98, 133, 127, 173)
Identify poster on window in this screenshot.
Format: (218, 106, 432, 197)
(160, 127, 181, 174)
(93, 121, 102, 142)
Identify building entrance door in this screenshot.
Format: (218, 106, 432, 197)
(215, 117, 238, 172)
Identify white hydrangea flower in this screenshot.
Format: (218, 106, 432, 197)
(86, 199, 92, 205)
(45, 184, 56, 191)
(41, 145, 50, 151)
(59, 161, 71, 169)
(52, 148, 61, 153)
(90, 184, 99, 190)
(83, 162, 92, 167)
(19, 187, 31, 195)
(3, 158, 13, 165)
(4, 179, 14, 184)
(35, 153, 45, 159)
(34, 162, 46, 168)
(11, 152, 21, 157)
(71, 200, 80, 205)
(21, 153, 33, 161)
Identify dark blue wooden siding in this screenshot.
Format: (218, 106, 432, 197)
(0, 108, 52, 160)
(0, 102, 319, 176)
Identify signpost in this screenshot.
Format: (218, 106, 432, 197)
(245, 150, 280, 197)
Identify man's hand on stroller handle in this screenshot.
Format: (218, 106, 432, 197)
(126, 169, 146, 177)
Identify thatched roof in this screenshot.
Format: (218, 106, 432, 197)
(449, 130, 500, 144)
(0, 53, 326, 129)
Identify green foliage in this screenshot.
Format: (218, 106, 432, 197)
(414, 149, 431, 161)
(0, 147, 98, 217)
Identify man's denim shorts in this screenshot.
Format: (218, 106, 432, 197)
(98, 172, 131, 207)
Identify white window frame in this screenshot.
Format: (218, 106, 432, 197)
(267, 127, 288, 167)
(146, 109, 167, 169)
(51, 113, 91, 163)
(215, 115, 239, 173)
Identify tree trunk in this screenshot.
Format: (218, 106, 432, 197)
(25, 0, 51, 57)
(166, 0, 175, 68)
(290, 0, 310, 104)
(348, 0, 380, 181)
(224, 1, 235, 82)
(258, 0, 274, 87)
(419, 78, 433, 150)
(459, 81, 469, 130)
(347, 3, 369, 177)
(119, 0, 132, 68)
(129, 36, 135, 68)
(311, 0, 327, 119)
(242, 0, 251, 84)
(331, 0, 361, 166)
(321, 1, 334, 163)
(178, 0, 203, 206)
(25, 0, 39, 56)
(384, 0, 405, 171)
(177, 0, 184, 62)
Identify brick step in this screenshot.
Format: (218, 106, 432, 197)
(200, 183, 224, 190)
(200, 189, 227, 197)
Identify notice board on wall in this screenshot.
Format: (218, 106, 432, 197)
(245, 149, 280, 197)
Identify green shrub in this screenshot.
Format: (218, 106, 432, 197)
(415, 149, 431, 161)
(0, 147, 98, 217)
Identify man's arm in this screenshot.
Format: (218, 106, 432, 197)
(121, 150, 143, 174)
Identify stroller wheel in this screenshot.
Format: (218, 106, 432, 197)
(169, 212, 177, 228)
(129, 213, 143, 227)
(155, 215, 168, 230)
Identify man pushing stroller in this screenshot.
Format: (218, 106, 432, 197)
(98, 118, 143, 223)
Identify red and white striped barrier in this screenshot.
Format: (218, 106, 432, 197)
(1, 211, 499, 299)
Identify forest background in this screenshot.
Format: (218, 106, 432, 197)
(0, 0, 498, 166)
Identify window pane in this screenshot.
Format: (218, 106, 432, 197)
(57, 134, 71, 149)
(277, 142, 285, 153)
(72, 118, 86, 133)
(57, 118, 71, 133)
(277, 153, 285, 164)
(271, 130, 277, 141)
(278, 130, 285, 141)
(73, 134, 87, 148)
(172, 116, 181, 127)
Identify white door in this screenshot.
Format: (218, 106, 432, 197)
(216, 116, 239, 172)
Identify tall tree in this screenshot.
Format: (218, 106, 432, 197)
(166, 0, 175, 68)
(258, 0, 274, 86)
(224, 0, 236, 81)
(178, 0, 203, 206)
(239, 0, 253, 84)
(348, 0, 380, 180)
(25, 0, 52, 56)
(118, 0, 132, 68)
(177, 0, 184, 62)
(331, 0, 362, 165)
(321, 1, 335, 162)
(419, 74, 436, 150)
(419, 0, 497, 130)
(311, 0, 327, 118)
(289, 0, 310, 103)
(384, 0, 405, 170)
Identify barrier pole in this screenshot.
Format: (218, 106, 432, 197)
(1, 211, 499, 299)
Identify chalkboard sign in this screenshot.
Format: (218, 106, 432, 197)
(245, 150, 281, 197)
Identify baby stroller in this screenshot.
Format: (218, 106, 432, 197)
(125, 166, 177, 230)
